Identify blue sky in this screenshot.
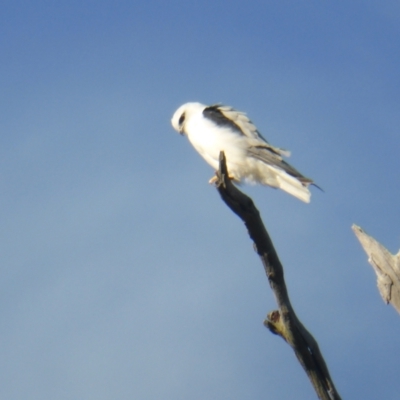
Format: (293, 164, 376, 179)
(1, 1, 400, 399)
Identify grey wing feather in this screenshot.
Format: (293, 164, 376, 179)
(247, 145, 313, 185)
(217, 106, 291, 157)
(216, 106, 261, 140)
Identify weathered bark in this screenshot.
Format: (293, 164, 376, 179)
(352, 224, 400, 314)
(214, 151, 341, 400)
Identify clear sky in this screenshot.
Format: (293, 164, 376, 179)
(1, 1, 400, 399)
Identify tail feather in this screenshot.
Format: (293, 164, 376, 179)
(274, 170, 311, 203)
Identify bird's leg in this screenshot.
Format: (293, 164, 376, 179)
(209, 175, 219, 184)
(209, 173, 237, 185)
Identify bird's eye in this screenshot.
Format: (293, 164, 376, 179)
(178, 113, 185, 126)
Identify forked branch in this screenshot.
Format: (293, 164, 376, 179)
(214, 151, 341, 400)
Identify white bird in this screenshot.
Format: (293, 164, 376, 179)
(171, 102, 315, 203)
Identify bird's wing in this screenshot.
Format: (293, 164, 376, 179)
(247, 145, 313, 185)
(202, 105, 291, 157)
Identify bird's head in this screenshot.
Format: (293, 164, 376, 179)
(171, 102, 206, 135)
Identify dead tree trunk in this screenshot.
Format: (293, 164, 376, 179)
(353, 224, 400, 314)
(215, 152, 341, 400)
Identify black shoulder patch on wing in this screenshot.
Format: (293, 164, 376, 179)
(203, 105, 244, 135)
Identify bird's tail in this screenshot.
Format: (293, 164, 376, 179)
(274, 170, 311, 203)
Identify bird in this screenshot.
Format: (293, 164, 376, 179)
(171, 102, 315, 203)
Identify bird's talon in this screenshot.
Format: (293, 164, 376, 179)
(209, 174, 237, 185)
(208, 175, 218, 184)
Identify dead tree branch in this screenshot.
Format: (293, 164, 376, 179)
(352, 224, 400, 314)
(215, 151, 341, 400)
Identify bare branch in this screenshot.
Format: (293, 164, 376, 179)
(215, 151, 341, 400)
(352, 224, 400, 313)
